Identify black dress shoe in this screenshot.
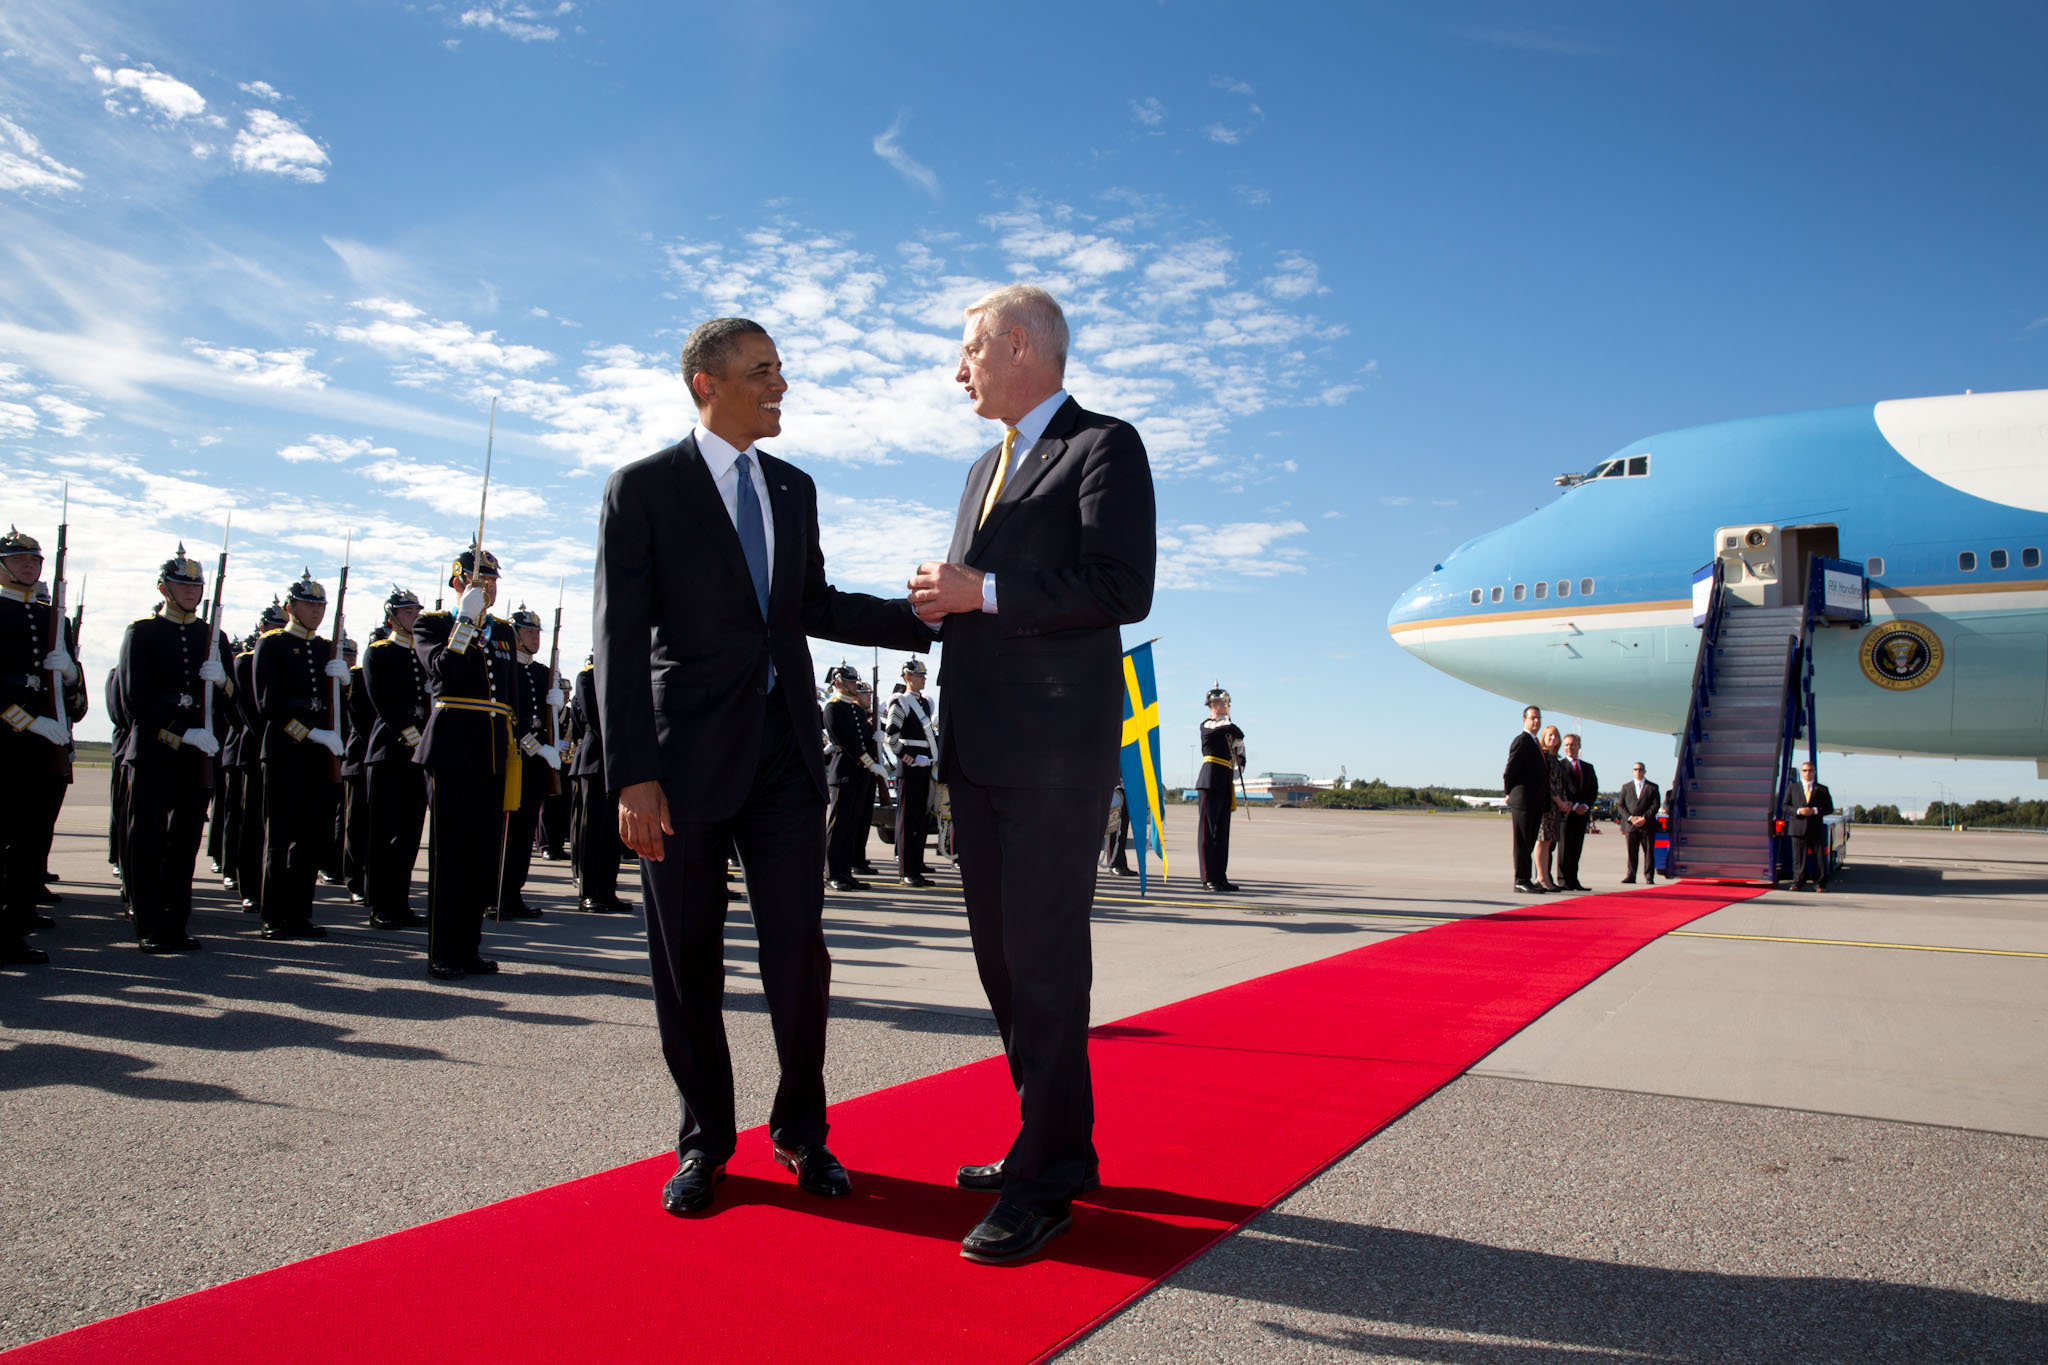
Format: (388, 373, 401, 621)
(1513, 881, 1542, 894)
(1, 938, 49, 966)
(853, 864, 879, 876)
(825, 878, 870, 892)
(222, 876, 239, 892)
(1619, 877, 1636, 884)
(427, 959, 465, 980)
(139, 934, 203, 954)
(960, 1199, 1073, 1265)
(956, 1159, 1099, 1196)
(1564, 882, 1590, 892)
(661, 1157, 726, 1215)
(1206, 881, 1241, 893)
(580, 897, 632, 914)
(1111, 865, 1136, 877)
(772, 1142, 852, 1197)
(240, 898, 259, 913)
(368, 914, 404, 930)
(498, 899, 539, 920)
(462, 955, 499, 975)
(899, 874, 935, 888)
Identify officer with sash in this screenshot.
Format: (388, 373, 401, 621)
(1195, 685, 1246, 893)
(497, 604, 562, 919)
(412, 546, 519, 979)
(883, 659, 938, 887)
(363, 588, 429, 930)
(0, 527, 72, 965)
(254, 571, 347, 939)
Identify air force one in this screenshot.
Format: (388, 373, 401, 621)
(1387, 387, 2048, 778)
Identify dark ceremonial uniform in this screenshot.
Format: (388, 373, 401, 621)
(106, 667, 131, 897)
(117, 605, 233, 945)
(214, 653, 248, 891)
(0, 579, 71, 955)
(1195, 716, 1245, 890)
(340, 658, 373, 902)
(823, 689, 879, 884)
(883, 686, 938, 881)
(230, 641, 266, 911)
(364, 631, 430, 926)
(569, 661, 624, 910)
(413, 608, 519, 970)
(497, 650, 553, 918)
(254, 622, 341, 935)
(24, 609, 86, 915)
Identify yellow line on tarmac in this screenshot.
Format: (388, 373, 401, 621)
(1091, 893, 1458, 923)
(1670, 931, 2048, 959)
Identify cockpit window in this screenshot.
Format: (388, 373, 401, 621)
(1599, 461, 1624, 478)
(1626, 455, 1650, 476)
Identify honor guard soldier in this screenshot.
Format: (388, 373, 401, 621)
(569, 653, 630, 913)
(363, 588, 430, 930)
(338, 634, 372, 904)
(231, 603, 285, 913)
(1196, 685, 1246, 893)
(254, 571, 347, 939)
(883, 659, 938, 887)
(822, 663, 882, 891)
(25, 580, 87, 919)
(214, 624, 249, 896)
(413, 546, 519, 979)
(114, 546, 235, 952)
(0, 527, 72, 964)
(106, 650, 133, 906)
(497, 604, 563, 919)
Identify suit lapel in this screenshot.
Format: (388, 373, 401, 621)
(949, 444, 1001, 562)
(968, 397, 1080, 558)
(670, 435, 759, 616)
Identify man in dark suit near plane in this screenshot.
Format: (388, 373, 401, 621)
(1618, 761, 1661, 884)
(1785, 759, 1834, 891)
(908, 283, 1156, 1265)
(595, 317, 930, 1218)
(1555, 732, 1598, 891)
(1503, 704, 1549, 893)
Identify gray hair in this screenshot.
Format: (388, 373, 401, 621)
(680, 317, 769, 407)
(966, 284, 1068, 374)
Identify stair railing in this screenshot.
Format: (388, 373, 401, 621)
(1667, 557, 1728, 867)
(1769, 627, 1806, 883)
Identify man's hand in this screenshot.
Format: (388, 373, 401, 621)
(43, 648, 77, 682)
(619, 779, 672, 862)
(537, 743, 561, 771)
(544, 687, 566, 711)
(27, 715, 69, 748)
(1630, 815, 1647, 828)
(309, 727, 344, 757)
(908, 561, 985, 623)
(179, 727, 221, 757)
(459, 584, 488, 622)
(324, 658, 350, 682)
(198, 658, 228, 686)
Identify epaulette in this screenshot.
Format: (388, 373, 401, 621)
(418, 610, 452, 621)
(578, 662, 595, 673)
(260, 627, 287, 639)
(131, 614, 156, 626)
(369, 637, 403, 648)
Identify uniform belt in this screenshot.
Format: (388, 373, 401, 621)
(1203, 755, 1235, 769)
(434, 697, 515, 718)
(2, 673, 44, 690)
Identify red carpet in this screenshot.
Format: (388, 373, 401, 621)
(9, 882, 1759, 1364)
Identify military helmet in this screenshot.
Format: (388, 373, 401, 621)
(0, 526, 43, 557)
(259, 596, 288, 630)
(450, 544, 502, 582)
(160, 542, 205, 586)
(287, 569, 326, 604)
(384, 584, 421, 612)
(510, 603, 543, 630)
(1206, 685, 1231, 706)
(901, 658, 927, 677)
(340, 634, 359, 658)
(824, 662, 860, 688)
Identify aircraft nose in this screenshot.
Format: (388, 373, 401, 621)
(1387, 569, 1443, 658)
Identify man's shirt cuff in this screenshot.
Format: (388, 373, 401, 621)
(980, 573, 997, 614)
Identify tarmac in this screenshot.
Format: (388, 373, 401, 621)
(3, 779, 2044, 1362)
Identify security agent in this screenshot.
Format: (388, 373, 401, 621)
(362, 587, 430, 929)
(1786, 760, 1835, 892)
(497, 604, 564, 919)
(412, 546, 520, 980)
(114, 546, 236, 953)
(822, 663, 883, 890)
(882, 658, 938, 887)
(0, 526, 74, 965)
(569, 654, 630, 913)
(1195, 686, 1245, 892)
(253, 571, 348, 940)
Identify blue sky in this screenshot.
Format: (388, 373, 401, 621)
(2, 1, 2043, 807)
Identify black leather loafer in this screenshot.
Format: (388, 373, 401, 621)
(427, 959, 465, 980)
(772, 1142, 852, 1197)
(139, 935, 203, 954)
(661, 1157, 726, 1215)
(956, 1159, 1099, 1195)
(960, 1200, 1073, 1265)
(825, 878, 869, 892)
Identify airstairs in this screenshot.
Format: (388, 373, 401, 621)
(1667, 550, 1866, 882)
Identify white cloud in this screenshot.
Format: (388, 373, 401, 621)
(817, 492, 954, 590)
(1211, 77, 1256, 97)
(1204, 124, 1242, 145)
(1264, 253, 1325, 300)
(34, 393, 99, 436)
(873, 113, 940, 199)
(358, 456, 547, 518)
(0, 116, 85, 194)
(1231, 185, 1270, 208)
(239, 80, 282, 102)
(1131, 97, 1166, 128)
(230, 108, 329, 182)
(458, 4, 561, 42)
(329, 298, 553, 385)
(1156, 519, 1309, 589)
(184, 341, 329, 390)
(89, 60, 207, 121)
(278, 433, 394, 464)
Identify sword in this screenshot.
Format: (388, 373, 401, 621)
(201, 512, 232, 787)
(46, 482, 72, 779)
(325, 530, 351, 783)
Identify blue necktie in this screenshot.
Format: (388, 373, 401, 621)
(734, 452, 770, 617)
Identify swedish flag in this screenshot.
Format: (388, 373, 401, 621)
(1118, 641, 1169, 893)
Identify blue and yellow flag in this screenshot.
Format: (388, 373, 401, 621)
(1118, 641, 1169, 893)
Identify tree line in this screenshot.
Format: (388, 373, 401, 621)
(1852, 799, 2048, 829)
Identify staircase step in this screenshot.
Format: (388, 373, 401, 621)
(1672, 861, 1773, 881)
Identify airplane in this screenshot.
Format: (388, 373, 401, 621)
(1386, 387, 2048, 777)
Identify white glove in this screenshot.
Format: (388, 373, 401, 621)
(28, 715, 71, 747)
(310, 727, 344, 757)
(459, 585, 488, 622)
(179, 727, 221, 757)
(325, 658, 351, 681)
(198, 658, 228, 686)
(545, 687, 566, 711)
(537, 743, 561, 771)
(42, 648, 78, 682)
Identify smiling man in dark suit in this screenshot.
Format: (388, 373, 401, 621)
(1555, 732, 1598, 891)
(594, 317, 931, 1218)
(908, 284, 1156, 1265)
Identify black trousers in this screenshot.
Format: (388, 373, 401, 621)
(951, 775, 1111, 1213)
(499, 771, 545, 911)
(1509, 801, 1541, 883)
(1197, 784, 1233, 886)
(217, 767, 243, 886)
(367, 759, 428, 920)
(342, 773, 370, 897)
(894, 764, 932, 877)
(124, 753, 210, 940)
(262, 749, 334, 929)
(1559, 812, 1590, 885)
(575, 777, 620, 903)
(108, 759, 129, 880)
(236, 764, 267, 911)
(1793, 833, 1829, 885)
(644, 695, 831, 1163)
(426, 768, 506, 964)
(538, 788, 571, 853)
(825, 770, 873, 880)
(1624, 823, 1656, 881)
(205, 775, 225, 866)
(1, 734, 65, 934)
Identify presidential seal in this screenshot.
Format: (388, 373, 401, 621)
(1859, 619, 1943, 690)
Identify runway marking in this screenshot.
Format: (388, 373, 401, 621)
(1670, 930, 2048, 959)
(1092, 893, 1460, 922)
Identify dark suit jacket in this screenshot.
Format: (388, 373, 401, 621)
(1556, 756, 1598, 810)
(1618, 779, 1661, 823)
(1784, 781, 1833, 840)
(594, 433, 929, 822)
(934, 398, 1156, 790)
(1502, 730, 1549, 809)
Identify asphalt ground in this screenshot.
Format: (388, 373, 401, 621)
(4, 780, 2044, 1361)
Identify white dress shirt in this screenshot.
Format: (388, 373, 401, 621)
(978, 387, 1068, 614)
(695, 424, 776, 587)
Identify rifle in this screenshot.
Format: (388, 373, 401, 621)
(543, 575, 564, 797)
(200, 514, 231, 790)
(324, 531, 351, 784)
(45, 483, 71, 779)
(70, 575, 84, 649)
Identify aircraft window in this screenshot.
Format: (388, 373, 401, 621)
(1556, 580, 1570, 598)
(1512, 583, 1526, 601)
(2024, 548, 2041, 569)
(1990, 549, 2008, 570)
(1580, 578, 1595, 595)
(1469, 588, 1482, 605)
(1865, 556, 1884, 576)
(1958, 551, 1977, 572)
(1533, 580, 1548, 599)
(1490, 586, 1504, 603)
(1600, 462, 1625, 478)
(1626, 455, 1650, 476)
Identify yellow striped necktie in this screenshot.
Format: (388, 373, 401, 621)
(978, 426, 1019, 528)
